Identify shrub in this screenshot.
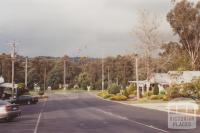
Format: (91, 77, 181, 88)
(38, 91, 44, 96)
(122, 89, 129, 97)
(159, 90, 166, 95)
(143, 91, 153, 98)
(153, 83, 159, 95)
(126, 83, 136, 95)
(97, 91, 113, 99)
(108, 83, 121, 94)
(150, 95, 160, 100)
(109, 94, 128, 101)
(167, 85, 181, 99)
(17, 83, 25, 89)
(162, 95, 169, 101)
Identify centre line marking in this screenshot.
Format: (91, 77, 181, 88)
(33, 99, 47, 133)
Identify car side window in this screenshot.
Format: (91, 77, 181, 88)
(19, 96, 25, 100)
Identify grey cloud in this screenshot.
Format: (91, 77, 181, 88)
(0, 0, 176, 57)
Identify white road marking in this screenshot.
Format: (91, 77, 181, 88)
(94, 108, 169, 133)
(33, 99, 47, 133)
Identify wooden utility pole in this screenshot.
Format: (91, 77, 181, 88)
(123, 64, 126, 87)
(102, 57, 104, 91)
(44, 64, 47, 92)
(107, 66, 110, 87)
(11, 42, 16, 98)
(25, 57, 28, 89)
(135, 54, 140, 99)
(63, 59, 66, 90)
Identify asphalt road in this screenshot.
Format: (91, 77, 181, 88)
(0, 92, 199, 133)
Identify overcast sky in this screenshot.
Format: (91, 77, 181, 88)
(0, 0, 177, 57)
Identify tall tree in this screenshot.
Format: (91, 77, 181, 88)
(167, 0, 200, 70)
(134, 10, 161, 80)
(159, 42, 191, 71)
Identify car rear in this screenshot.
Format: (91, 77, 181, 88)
(0, 100, 21, 121)
(32, 96, 39, 104)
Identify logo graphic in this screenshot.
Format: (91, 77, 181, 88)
(168, 98, 198, 129)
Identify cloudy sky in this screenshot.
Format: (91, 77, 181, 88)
(0, 0, 176, 57)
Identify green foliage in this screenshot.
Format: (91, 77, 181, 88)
(162, 95, 169, 101)
(153, 83, 159, 95)
(159, 42, 191, 71)
(167, 81, 200, 99)
(143, 91, 153, 98)
(17, 83, 25, 89)
(126, 83, 136, 95)
(97, 91, 114, 99)
(109, 94, 128, 101)
(167, 85, 181, 99)
(167, 0, 200, 69)
(108, 83, 121, 95)
(122, 89, 129, 97)
(38, 91, 44, 96)
(159, 90, 166, 95)
(77, 72, 91, 90)
(150, 95, 161, 100)
(47, 68, 63, 89)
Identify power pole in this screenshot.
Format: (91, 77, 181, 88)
(11, 42, 16, 98)
(107, 66, 110, 87)
(135, 54, 140, 99)
(44, 63, 47, 92)
(63, 59, 66, 90)
(123, 64, 126, 87)
(102, 57, 104, 92)
(25, 57, 28, 89)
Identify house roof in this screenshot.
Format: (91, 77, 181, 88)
(0, 83, 18, 89)
(168, 71, 200, 84)
(149, 71, 200, 84)
(149, 73, 171, 84)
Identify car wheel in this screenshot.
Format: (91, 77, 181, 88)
(27, 101, 31, 105)
(5, 117, 14, 122)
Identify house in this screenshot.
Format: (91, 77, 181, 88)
(129, 71, 200, 95)
(0, 76, 18, 99)
(0, 76, 5, 98)
(0, 76, 4, 84)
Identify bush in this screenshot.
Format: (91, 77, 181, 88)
(109, 94, 128, 101)
(150, 95, 160, 100)
(126, 83, 136, 95)
(159, 90, 166, 95)
(17, 83, 25, 89)
(97, 91, 114, 99)
(122, 89, 129, 97)
(108, 83, 121, 94)
(166, 78, 200, 100)
(162, 95, 169, 101)
(143, 91, 153, 98)
(153, 83, 159, 95)
(167, 85, 181, 99)
(38, 91, 44, 96)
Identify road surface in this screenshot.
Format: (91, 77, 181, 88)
(0, 92, 199, 133)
